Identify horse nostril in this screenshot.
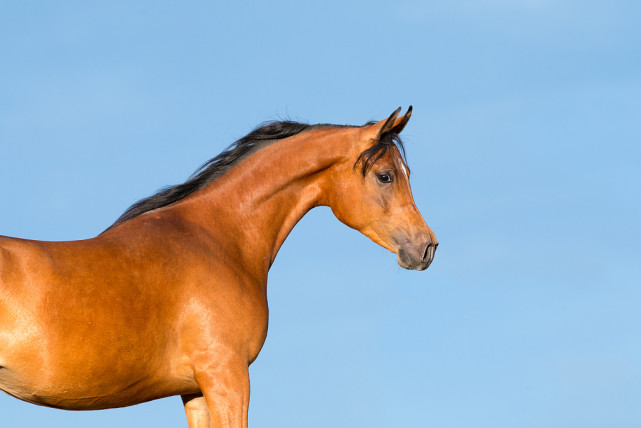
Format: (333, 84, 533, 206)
(422, 242, 431, 262)
(421, 241, 438, 265)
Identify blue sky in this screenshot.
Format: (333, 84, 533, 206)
(1, 1, 640, 427)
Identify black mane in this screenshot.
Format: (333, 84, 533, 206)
(104, 120, 405, 232)
(105, 121, 312, 231)
(355, 130, 406, 176)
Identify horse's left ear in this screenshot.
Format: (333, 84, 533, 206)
(373, 106, 413, 136)
(391, 105, 412, 134)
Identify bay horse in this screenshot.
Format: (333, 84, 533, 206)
(0, 107, 437, 427)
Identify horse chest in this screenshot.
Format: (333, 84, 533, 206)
(176, 276, 269, 365)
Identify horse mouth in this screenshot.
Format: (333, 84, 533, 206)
(397, 242, 437, 271)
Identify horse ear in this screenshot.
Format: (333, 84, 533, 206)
(371, 106, 413, 136)
(391, 105, 412, 134)
(378, 107, 402, 135)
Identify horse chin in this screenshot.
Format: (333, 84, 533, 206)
(397, 257, 430, 271)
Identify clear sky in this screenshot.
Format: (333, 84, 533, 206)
(1, 1, 640, 427)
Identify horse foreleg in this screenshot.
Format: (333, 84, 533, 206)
(193, 362, 250, 428)
(182, 393, 211, 428)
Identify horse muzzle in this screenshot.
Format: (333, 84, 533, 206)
(397, 240, 438, 271)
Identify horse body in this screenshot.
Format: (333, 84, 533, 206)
(0, 235, 193, 408)
(0, 108, 437, 427)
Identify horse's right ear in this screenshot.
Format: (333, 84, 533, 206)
(378, 107, 402, 135)
(370, 106, 413, 137)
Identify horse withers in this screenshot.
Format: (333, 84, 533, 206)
(0, 107, 437, 427)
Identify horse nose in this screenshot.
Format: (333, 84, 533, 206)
(421, 241, 438, 268)
(396, 236, 438, 271)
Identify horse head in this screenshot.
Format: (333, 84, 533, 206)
(324, 107, 438, 271)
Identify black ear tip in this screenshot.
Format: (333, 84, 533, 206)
(406, 105, 413, 118)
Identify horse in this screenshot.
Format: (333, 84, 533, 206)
(0, 107, 437, 427)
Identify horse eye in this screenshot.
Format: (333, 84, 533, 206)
(377, 173, 393, 183)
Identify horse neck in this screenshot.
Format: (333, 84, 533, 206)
(177, 127, 353, 275)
